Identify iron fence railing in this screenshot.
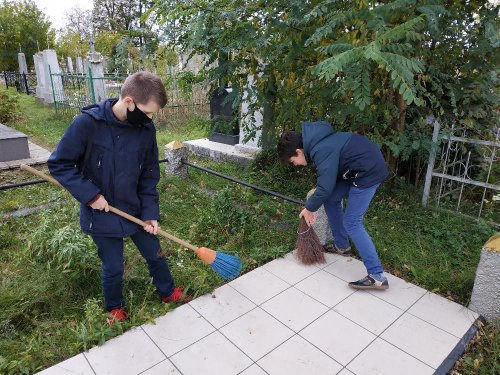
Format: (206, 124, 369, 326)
(49, 67, 210, 121)
(423, 116, 499, 227)
(2, 71, 36, 95)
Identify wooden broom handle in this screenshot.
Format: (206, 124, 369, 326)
(20, 164, 198, 252)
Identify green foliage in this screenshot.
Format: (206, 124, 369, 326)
(0, 0, 54, 70)
(0, 87, 21, 123)
(153, 0, 499, 184)
(28, 204, 99, 276)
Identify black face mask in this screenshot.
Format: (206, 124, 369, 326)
(127, 102, 151, 125)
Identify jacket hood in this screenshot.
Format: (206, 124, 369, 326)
(302, 121, 334, 157)
(81, 98, 155, 130)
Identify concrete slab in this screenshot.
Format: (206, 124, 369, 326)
(36, 251, 481, 375)
(0, 123, 30, 162)
(184, 138, 257, 166)
(0, 141, 51, 170)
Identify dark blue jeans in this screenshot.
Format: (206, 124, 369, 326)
(323, 180, 384, 276)
(92, 229, 175, 311)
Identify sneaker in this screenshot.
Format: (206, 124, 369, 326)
(106, 307, 129, 325)
(348, 275, 389, 290)
(333, 243, 353, 256)
(162, 287, 192, 304)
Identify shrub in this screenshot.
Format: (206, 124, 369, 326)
(0, 87, 21, 123)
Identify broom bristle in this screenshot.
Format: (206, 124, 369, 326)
(296, 218, 326, 265)
(210, 252, 242, 280)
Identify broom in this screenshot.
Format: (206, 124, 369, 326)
(295, 215, 326, 265)
(20, 164, 242, 280)
(294, 188, 326, 265)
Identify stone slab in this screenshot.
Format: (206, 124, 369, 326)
(184, 138, 258, 166)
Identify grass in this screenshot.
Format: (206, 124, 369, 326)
(0, 92, 499, 374)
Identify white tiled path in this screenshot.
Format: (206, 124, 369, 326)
(37, 252, 479, 375)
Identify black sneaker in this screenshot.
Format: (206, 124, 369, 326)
(333, 243, 353, 256)
(348, 275, 389, 290)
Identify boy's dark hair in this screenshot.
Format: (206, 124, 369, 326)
(121, 71, 168, 108)
(277, 131, 303, 165)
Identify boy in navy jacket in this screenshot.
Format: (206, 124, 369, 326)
(278, 121, 389, 289)
(48, 71, 189, 323)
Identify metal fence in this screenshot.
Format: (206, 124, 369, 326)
(423, 116, 499, 226)
(2, 71, 36, 95)
(49, 68, 210, 122)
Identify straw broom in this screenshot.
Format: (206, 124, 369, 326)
(295, 215, 326, 265)
(20, 164, 242, 280)
(295, 189, 326, 265)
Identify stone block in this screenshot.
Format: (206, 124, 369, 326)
(0, 123, 30, 162)
(469, 235, 500, 327)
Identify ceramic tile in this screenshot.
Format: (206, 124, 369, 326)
(258, 335, 343, 375)
(408, 292, 478, 337)
(189, 284, 256, 329)
(141, 304, 215, 356)
(84, 327, 165, 375)
(367, 273, 427, 310)
(220, 307, 294, 360)
(229, 267, 289, 305)
(35, 354, 94, 375)
(300, 310, 375, 366)
(262, 252, 320, 284)
(170, 331, 252, 375)
(323, 256, 367, 282)
(333, 291, 404, 335)
(238, 365, 268, 375)
(261, 287, 328, 332)
(295, 270, 355, 308)
(381, 313, 460, 369)
(140, 359, 180, 374)
(347, 338, 434, 375)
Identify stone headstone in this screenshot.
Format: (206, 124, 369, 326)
(76, 56, 83, 74)
(41, 49, 62, 103)
(33, 52, 46, 101)
(0, 123, 30, 162)
(209, 87, 239, 145)
(87, 52, 106, 103)
(235, 74, 263, 154)
(18, 53, 28, 74)
(67, 57, 74, 73)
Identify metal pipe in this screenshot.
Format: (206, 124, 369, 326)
(0, 179, 46, 191)
(179, 160, 305, 206)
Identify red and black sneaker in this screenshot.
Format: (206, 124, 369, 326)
(106, 307, 129, 325)
(162, 287, 192, 304)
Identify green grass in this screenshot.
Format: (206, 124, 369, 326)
(0, 92, 498, 374)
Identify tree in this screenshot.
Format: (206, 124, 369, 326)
(0, 0, 54, 70)
(152, 0, 498, 184)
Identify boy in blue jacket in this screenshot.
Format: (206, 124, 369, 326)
(278, 121, 389, 290)
(48, 71, 189, 323)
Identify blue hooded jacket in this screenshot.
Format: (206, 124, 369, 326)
(47, 99, 160, 237)
(303, 121, 389, 212)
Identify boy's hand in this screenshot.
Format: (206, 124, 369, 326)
(90, 195, 109, 212)
(144, 220, 158, 235)
(299, 208, 316, 227)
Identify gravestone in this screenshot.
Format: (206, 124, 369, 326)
(76, 56, 83, 74)
(87, 41, 106, 102)
(67, 57, 74, 73)
(0, 123, 30, 162)
(18, 53, 28, 74)
(41, 49, 62, 103)
(209, 87, 239, 145)
(235, 74, 263, 154)
(33, 52, 46, 101)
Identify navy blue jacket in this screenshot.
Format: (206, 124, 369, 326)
(47, 99, 160, 237)
(303, 121, 389, 212)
